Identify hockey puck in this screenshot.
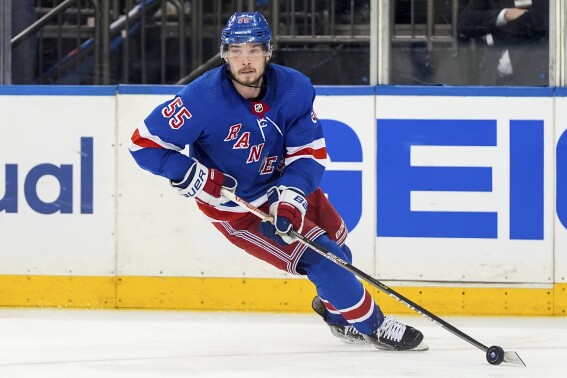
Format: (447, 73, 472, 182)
(486, 345, 505, 365)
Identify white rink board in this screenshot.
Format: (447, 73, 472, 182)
(375, 95, 555, 284)
(313, 95, 376, 274)
(1, 86, 564, 288)
(0, 94, 116, 276)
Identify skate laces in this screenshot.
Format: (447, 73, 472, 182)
(377, 317, 406, 342)
(345, 325, 363, 337)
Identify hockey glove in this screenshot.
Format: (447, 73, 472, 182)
(259, 186, 307, 245)
(170, 158, 237, 207)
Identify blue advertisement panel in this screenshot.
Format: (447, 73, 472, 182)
(374, 89, 554, 284)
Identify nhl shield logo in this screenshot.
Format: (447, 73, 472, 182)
(250, 101, 270, 118)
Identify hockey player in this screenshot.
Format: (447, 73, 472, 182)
(129, 11, 427, 352)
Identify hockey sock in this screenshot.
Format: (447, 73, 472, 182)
(297, 234, 384, 335)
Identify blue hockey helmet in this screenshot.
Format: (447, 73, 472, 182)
(220, 12, 272, 58)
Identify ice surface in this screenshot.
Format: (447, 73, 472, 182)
(1, 308, 566, 377)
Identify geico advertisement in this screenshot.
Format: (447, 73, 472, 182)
(375, 95, 557, 283)
(0, 94, 116, 276)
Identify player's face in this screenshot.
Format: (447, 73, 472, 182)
(225, 43, 270, 86)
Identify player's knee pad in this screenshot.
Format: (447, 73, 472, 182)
(297, 234, 347, 269)
(341, 244, 352, 264)
(297, 234, 353, 281)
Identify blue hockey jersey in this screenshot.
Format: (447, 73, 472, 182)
(129, 64, 327, 220)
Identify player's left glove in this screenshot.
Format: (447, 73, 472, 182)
(170, 158, 237, 207)
(259, 186, 307, 245)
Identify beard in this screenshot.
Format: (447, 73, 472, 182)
(228, 65, 266, 88)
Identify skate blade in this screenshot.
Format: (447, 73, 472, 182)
(409, 340, 429, 351)
(369, 340, 429, 351)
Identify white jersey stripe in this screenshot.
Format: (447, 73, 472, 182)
(286, 138, 326, 155)
(284, 137, 328, 167)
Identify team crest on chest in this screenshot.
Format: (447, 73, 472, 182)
(222, 117, 279, 175)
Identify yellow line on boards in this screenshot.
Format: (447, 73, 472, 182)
(0, 275, 565, 316)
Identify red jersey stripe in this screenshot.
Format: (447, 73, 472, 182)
(338, 290, 374, 322)
(286, 146, 327, 160)
(131, 129, 163, 149)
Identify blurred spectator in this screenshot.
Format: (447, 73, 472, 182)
(11, 0, 37, 84)
(458, 0, 548, 86)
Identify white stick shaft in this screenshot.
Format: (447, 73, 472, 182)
(220, 188, 273, 222)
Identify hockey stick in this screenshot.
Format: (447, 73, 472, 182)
(220, 188, 525, 366)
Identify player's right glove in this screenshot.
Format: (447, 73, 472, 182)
(259, 186, 307, 245)
(170, 158, 237, 207)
